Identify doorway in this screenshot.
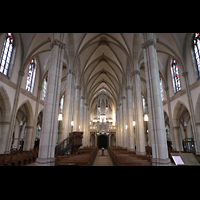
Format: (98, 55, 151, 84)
(97, 134, 108, 149)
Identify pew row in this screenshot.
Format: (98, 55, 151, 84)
(55, 147, 98, 166)
(108, 147, 152, 166)
(0, 149, 39, 166)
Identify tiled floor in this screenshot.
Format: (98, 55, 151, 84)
(92, 149, 114, 166)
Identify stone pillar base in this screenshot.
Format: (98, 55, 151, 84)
(136, 151, 146, 155)
(35, 157, 55, 166)
(151, 158, 171, 166)
(195, 152, 200, 155)
(127, 148, 135, 152)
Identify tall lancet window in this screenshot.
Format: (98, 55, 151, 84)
(26, 58, 36, 93)
(171, 59, 181, 93)
(160, 77, 164, 101)
(142, 95, 147, 114)
(0, 33, 14, 76)
(194, 33, 200, 78)
(42, 76, 48, 101)
(60, 95, 64, 113)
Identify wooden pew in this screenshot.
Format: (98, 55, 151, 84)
(55, 147, 98, 166)
(3, 154, 12, 166)
(0, 149, 39, 166)
(108, 147, 152, 166)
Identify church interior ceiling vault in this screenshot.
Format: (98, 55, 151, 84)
(15, 33, 189, 108)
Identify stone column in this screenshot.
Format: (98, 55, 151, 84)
(24, 126, 34, 151)
(87, 106, 90, 146)
(83, 102, 89, 147)
(182, 71, 200, 154)
(79, 94, 85, 132)
(5, 70, 25, 153)
(73, 85, 81, 131)
(173, 126, 183, 151)
(30, 85, 42, 150)
(132, 70, 146, 155)
(142, 33, 170, 165)
(36, 36, 65, 166)
(122, 95, 127, 148)
(165, 86, 176, 150)
(126, 86, 135, 151)
(62, 69, 75, 139)
(116, 104, 119, 146)
(196, 122, 200, 149)
(0, 122, 11, 153)
(119, 102, 123, 147)
(74, 59, 81, 132)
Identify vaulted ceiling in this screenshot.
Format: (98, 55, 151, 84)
(15, 33, 190, 108)
(74, 33, 134, 107)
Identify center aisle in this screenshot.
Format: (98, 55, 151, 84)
(92, 149, 114, 166)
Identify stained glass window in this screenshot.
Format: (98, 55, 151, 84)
(42, 76, 48, 100)
(0, 33, 14, 76)
(60, 95, 64, 113)
(160, 77, 164, 101)
(26, 58, 36, 93)
(142, 95, 147, 114)
(171, 59, 181, 93)
(194, 33, 200, 78)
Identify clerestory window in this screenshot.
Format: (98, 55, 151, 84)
(0, 33, 14, 76)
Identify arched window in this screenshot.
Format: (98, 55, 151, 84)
(42, 76, 48, 101)
(193, 33, 200, 78)
(0, 33, 14, 76)
(160, 77, 164, 101)
(26, 58, 36, 93)
(60, 95, 64, 113)
(171, 59, 181, 93)
(142, 95, 147, 114)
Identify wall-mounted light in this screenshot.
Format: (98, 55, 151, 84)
(144, 114, 149, 122)
(58, 114, 63, 121)
(126, 125, 128, 129)
(71, 120, 74, 132)
(133, 121, 136, 127)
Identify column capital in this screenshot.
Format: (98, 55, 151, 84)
(164, 86, 169, 91)
(75, 85, 81, 90)
(18, 70, 25, 76)
(121, 96, 126, 100)
(67, 68, 76, 76)
(126, 86, 132, 90)
(50, 39, 66, 49)
(38, 86, 43, 90)
(132, 70, 141, 76)
(182, 71, 188, 77)
(0, 121, 11, 125)
(25, 126, 34, 129)
(141, 39, 157, 49)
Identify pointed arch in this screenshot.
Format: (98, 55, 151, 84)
(0, 86, 12, 153)
(195, 93, 200, 123)
(17, 99, 34, 126)
(172, 100, 190, 127)
(0, 86, 11, 122)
